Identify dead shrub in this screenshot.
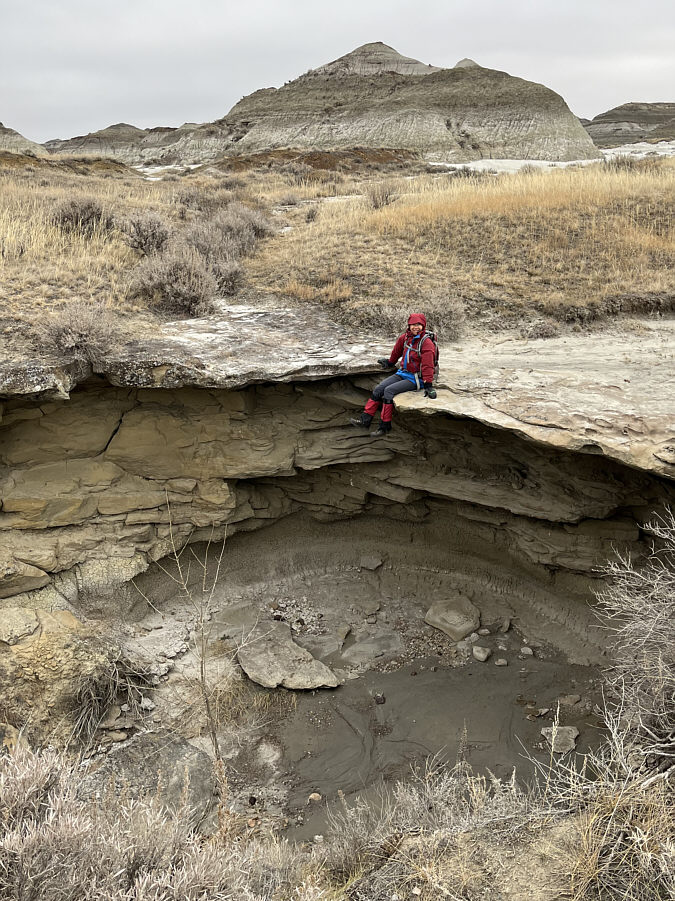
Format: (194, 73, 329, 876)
(32, 300, 122, 364)
(51, 197, 115, 238)
(529, 513, 675, 901)
(366, 180, 397, 209)
(129, 245, 217, 317)
(597, 508, 675, 775)
(119, 212, 170, 256)
(0, 747, 309, 900)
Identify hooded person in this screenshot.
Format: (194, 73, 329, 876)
(350, 313, 437, 437)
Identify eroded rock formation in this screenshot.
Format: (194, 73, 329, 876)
(585, 102, 675, 147)
(43, 43, 599, 166)
(1, 309, 672, 748)
(0, 122, 45, 156)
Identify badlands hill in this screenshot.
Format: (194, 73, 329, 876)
(44, 42, 598, 166)
(585, 102, 675, 146)
(0, 122, 45, 156)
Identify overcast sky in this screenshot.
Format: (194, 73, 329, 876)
(2, 0, 673, 143)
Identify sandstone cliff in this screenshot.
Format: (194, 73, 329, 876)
(585, 102, 675, 147)
(43, 43, 599, 165)
(0, 122, 45, 156)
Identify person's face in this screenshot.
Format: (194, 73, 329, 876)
(409, 322, 423, 335)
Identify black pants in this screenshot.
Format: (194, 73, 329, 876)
(372, 374, 418, 404)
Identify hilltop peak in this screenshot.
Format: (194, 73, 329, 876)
(310, 42, 439, 77)
(454, 58, 481, 68)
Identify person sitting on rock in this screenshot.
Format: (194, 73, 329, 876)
(350, 313, 437, 437)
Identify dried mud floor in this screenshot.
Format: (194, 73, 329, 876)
(129, 515, 606, 840)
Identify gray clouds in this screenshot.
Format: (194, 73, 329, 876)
(1, 0, 673, 142)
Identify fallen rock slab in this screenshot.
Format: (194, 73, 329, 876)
(237, 621, 339, 689)
(425, 596, 480, 641)
(541, 725, 579, 754)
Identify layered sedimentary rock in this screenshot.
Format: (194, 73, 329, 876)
(216, 44, 599, 162)
(0, 315, 672, 613)
(0, 122, 45, 156)
(43, 43, 599, 165)
(43, 121, 231, 167)
(585, 102, 675, 147)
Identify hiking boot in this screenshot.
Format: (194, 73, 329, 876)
(349, 414, 372, 429)
(371, 424, 392, 438)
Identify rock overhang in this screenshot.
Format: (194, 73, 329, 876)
(1, 306, 673, 482)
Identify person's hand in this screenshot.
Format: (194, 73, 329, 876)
(377, 358, 391, 369)
(424, 383, 437, 399)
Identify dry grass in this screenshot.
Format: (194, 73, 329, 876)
(3, 155, 671, 348)
(248, 159, 675, 330)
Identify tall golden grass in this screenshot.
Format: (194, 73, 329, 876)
(249, 160, 675, 325)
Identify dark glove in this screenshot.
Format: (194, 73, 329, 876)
(377, 358, 392, 369)
(424, 383, 437, 399)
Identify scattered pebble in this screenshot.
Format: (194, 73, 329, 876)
(495, 658, 508, 667)
(520, 646, 534, 657)
(498, 617, 511, 633)
(478, 628, 490, 636)
(313, 834, 324, 843)
(374, 692, 386, 705)
(472, 646, 492, 662)
(308, 792, 322, 803)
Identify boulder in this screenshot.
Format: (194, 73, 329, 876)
(425, 596, 480, 641)
(236, 621, 339, 689)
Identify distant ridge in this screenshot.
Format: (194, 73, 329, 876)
(0, 122, 45, 156)
(585, 102, 675, 147)
(44, 42, 599, 166)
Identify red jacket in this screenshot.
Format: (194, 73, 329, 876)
(388, 313, 435, 384)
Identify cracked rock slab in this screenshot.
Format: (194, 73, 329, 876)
(236, 621, 339, 689)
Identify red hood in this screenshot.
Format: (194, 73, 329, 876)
(407, 313, 427, 332)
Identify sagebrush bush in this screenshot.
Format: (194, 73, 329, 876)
(183, 204, 272, 263)
(344, 295, 465, 342)
(210, 259, 243, 295)
(51, 197, 115, 238)
(32, 301, 122, 364)
(129, 245, 218, 317)
(120, 212, 170, 256)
